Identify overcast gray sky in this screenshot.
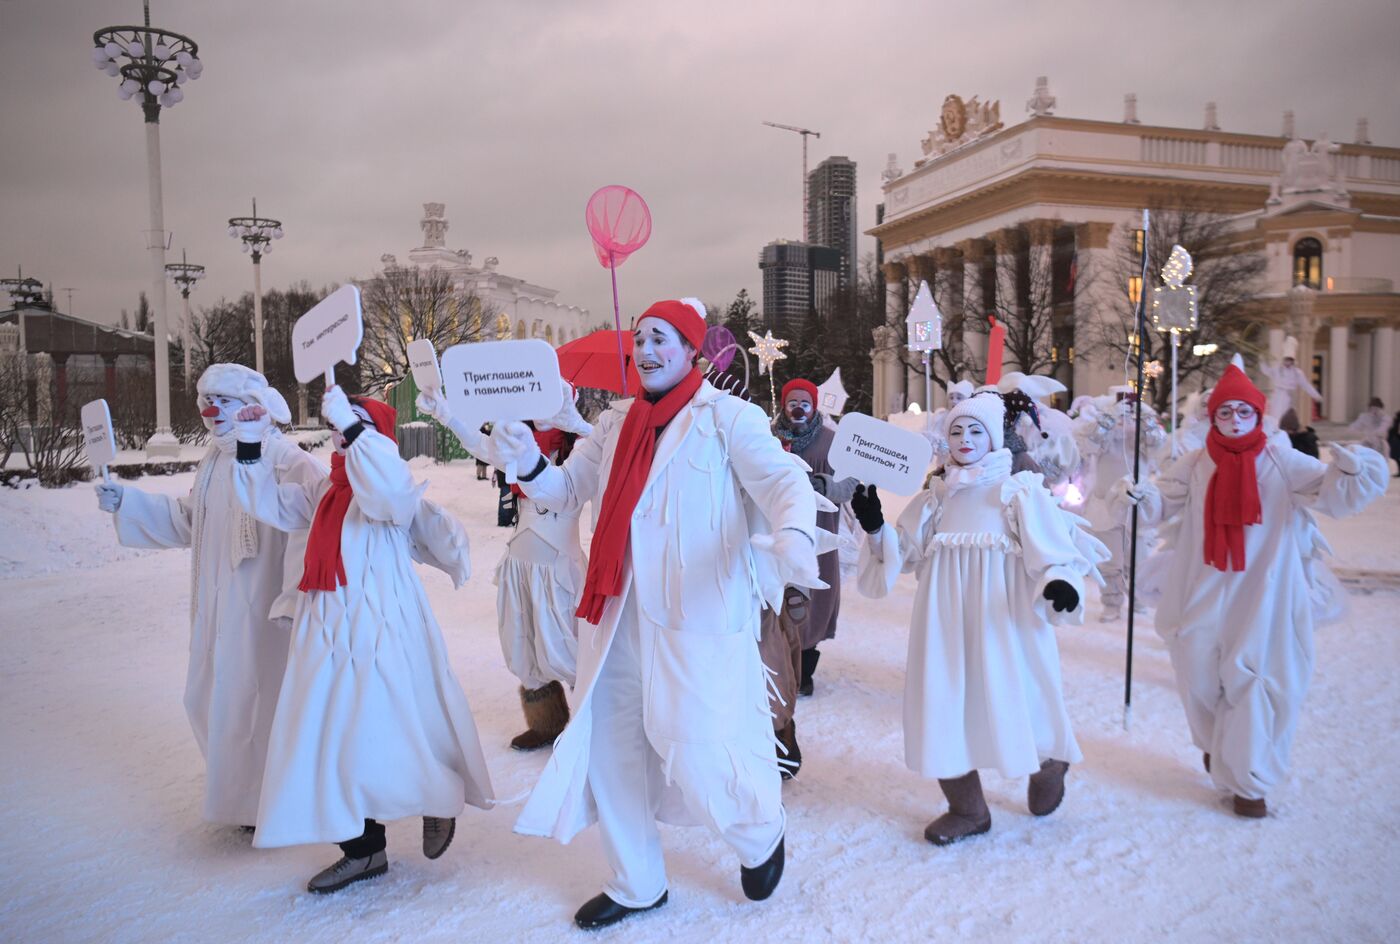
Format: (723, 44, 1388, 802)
(2, 0, 1397, 328)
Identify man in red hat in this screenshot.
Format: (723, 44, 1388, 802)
(485, 299, 820, 929)
(1129, 361, 1388, 817)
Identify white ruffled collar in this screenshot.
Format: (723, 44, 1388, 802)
(944, 448, 1013, 495)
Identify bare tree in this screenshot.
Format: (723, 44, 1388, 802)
(358, 264, 494, 393)
(1090, 198, 1267, 414)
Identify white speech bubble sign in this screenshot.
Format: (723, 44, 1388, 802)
(292, 285, 363, 385)
(830, 412, 934, 496)
(441, 339, 563, 482)
(407, 338, 443, 391)
(81, 398, 117, 480)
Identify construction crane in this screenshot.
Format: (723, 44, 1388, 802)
(762, 121, 820, 241)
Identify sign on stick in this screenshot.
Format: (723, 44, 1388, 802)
(830, 412, 934, 496)
(81, 398, 117, 481)
(407, 338, 443, 391)
(440, 339, 564, 482)
(292, 285, 363, 385)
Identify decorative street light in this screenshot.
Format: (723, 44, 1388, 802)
(905, 279, 942, 425)
(165, 249, 205, 391)
(227, 198, 284, 376)
(91, 1, 203, 457)
(1, 268, 46, 307)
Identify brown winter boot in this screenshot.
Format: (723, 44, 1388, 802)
(510, 681, 570, 752)
(1232, 795, 1267, 818)
(1203, 752, 1211, 773)
(1028, 759, 1070, 816)
(924, 771, 992, 846)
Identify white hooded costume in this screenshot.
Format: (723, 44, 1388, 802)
(1259, 337, 1322, 422)
(857, 394, 1107, 779)
(102, 364, 324, 826)
(232, 404, 493, 847)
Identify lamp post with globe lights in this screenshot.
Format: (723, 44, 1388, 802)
(227, 199, 283, 376)
(91, 1, 203, 457)
(165, 250, 205, 391)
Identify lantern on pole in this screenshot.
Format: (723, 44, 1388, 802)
(817, 367, 849, 417)
(905, 280, 942, 426)
(1152, 244, 1198, 455)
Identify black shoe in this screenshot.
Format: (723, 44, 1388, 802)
(740, 836, 785, 901)
(574, 891, 668, 930)
(777, 721, 802, 781)
(798, 649, 820, 697)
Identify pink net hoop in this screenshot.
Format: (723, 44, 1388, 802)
(702, 325, 738, 373)
(585, 185, 652, 268)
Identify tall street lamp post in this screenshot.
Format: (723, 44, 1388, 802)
(165, 250, 205, 391)
(227, 199, 283, 377)
(91, 1, 203, 457)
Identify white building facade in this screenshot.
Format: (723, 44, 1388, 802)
(868, 81, 1400, 422)
(375, 203, 597, 348)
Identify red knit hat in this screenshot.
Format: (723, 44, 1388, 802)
(781, 378, 819, 406)
(350, 396, 398, 444)
(634, 299, 707, 351)
(1207, 365, 1265, 417)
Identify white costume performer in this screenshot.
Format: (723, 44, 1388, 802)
(94, 364, 323, 827)
(1348, 402, 1390, 456)
(998, 372, 1080, 487)
(927, 380, 975, 467)
(854, 393, 1106, 844)
(232, 390, 492, 892)
(1073, 391, 1168, 620)
(484, 299, 818, 928)
(1259, 337, 1322, 421)
(1133, 365, 1387, 816)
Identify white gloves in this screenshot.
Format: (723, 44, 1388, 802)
(1329, 443, 1361, 475)
(321, 385, 358, 433)
(94, 480, 124, 513)
(1118, 475, 1158, 506)
(489, 421, 542, 474)
(233, 404, 271, 443)
(534, 379, 594, 437)
(415, 388, 454, 426)
(773, 527, 821, 590)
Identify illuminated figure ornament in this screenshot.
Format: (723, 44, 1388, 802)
(748, 329, 790, 414)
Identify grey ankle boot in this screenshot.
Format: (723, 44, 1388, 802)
(423, 816, 456, 860)
(307, 850, 388, 894)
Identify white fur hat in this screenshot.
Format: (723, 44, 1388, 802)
(947, 380, 975, 400)
(1282, 335, 1299, 359)
(196, 363, 292, 425)
(946, 391, 1006, 451)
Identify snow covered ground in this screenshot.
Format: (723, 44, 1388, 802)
(2, 452, 1397, 944)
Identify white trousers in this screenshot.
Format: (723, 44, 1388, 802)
(588, 597, 785, 907)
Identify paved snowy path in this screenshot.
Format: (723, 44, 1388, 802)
(2, 465, 1397, 944)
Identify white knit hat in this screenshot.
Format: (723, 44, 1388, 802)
(947, 379, 975, 400)
(197, 363, 292, 424)
(945, 391, 1006, 450)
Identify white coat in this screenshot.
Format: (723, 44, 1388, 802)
(1147, 433, 1388, 799)
(511, 381, 817, 844)
(233, 428, 493, 847)
(111, 432, 323, 826)
(857, 452, 1107, 780)
(1348, 409, 1390, 457)
(494, 496, 583, 689)
(1259, 362, 1322, 421)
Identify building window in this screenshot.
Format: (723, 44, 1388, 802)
(1132, 229, 1145, 260)
(495, 313, 511, 340)
(545, 324, 554, 345)
(515, 320, 526, 339)
(1128, 276, 1142, 306)
(1292, 237, 1323, 289)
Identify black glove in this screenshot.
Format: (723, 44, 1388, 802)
(851, 484, 884, 534)
(1043, 580, 1079, 613)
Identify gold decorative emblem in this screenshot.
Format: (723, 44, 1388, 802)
(940, 95, 967, 141)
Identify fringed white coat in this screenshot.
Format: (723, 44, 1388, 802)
(111, 432, 324, 826)
(233, 429, 493, 847)
(513, 381, 817, 844)
(858, 454, 1107, 780)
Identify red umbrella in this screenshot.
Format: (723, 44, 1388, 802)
(556, 330, 640, 395)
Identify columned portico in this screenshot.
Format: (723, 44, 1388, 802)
(1327, 322, 1351, 421)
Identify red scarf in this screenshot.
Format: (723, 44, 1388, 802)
(576, 367, 704, 624)
(1203, 425, 1267, 572)
(300, 397, 397, 592)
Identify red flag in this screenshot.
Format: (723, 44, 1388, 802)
(985, 316, 1006, 386)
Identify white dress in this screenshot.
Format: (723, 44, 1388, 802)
(1149, 434, 1388, 800)
(111, 432, 323, 825)
(494, 495, 584, 689)
(233, 428, 493, 847)
(858, 450, 1107, 779)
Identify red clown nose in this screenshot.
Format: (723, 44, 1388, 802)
(201, 406, 221, 418)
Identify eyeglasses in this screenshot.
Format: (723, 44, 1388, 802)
(1214, 404, 1257, 421)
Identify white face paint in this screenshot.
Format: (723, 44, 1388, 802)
(198, 394, 246, 434)
(1212, 399, 1259, 438)
(949, 419, 991, 465)
(948, 391, 968, 406)
(784, 390, 815, 427)
(632, 316, 693, 394)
